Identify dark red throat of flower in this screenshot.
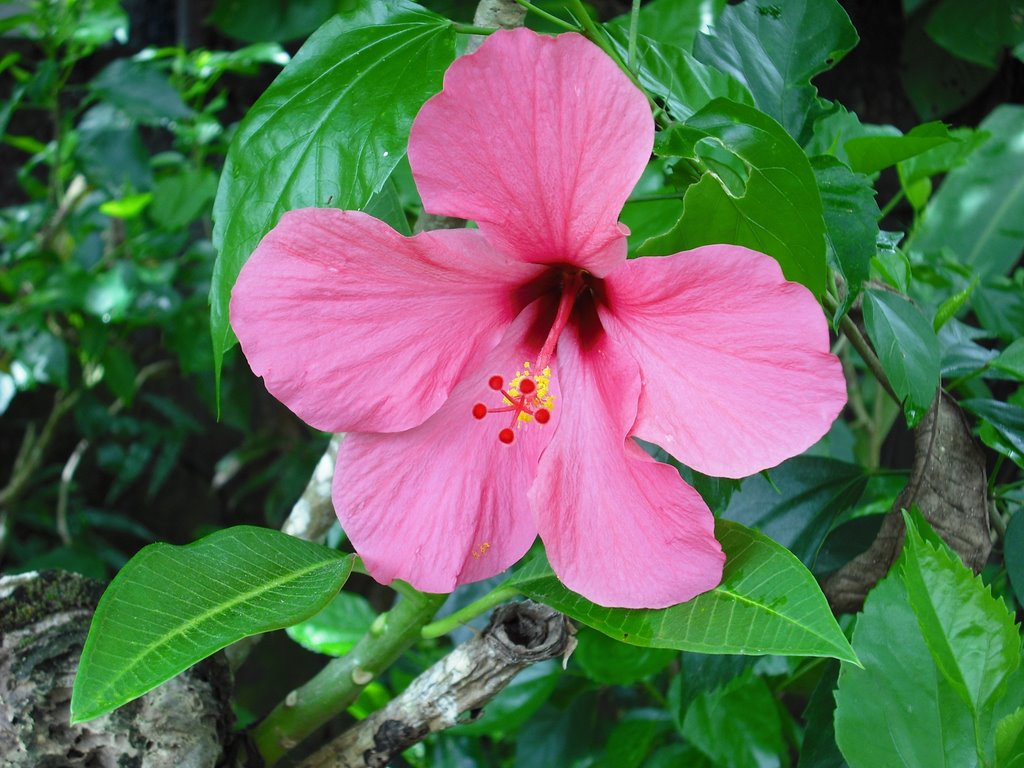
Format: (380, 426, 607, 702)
(470, 272, 582, 444)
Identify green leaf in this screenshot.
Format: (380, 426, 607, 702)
(510, 519, 857, 662)
(908, 105, 1024, 277)
(645, 100, 827, 297)
(597, 716, 662, 768)
(71, 526, 354, 724)
(607, 0, 727, 53)
(897, 126, 989, 197)
(285, 590, 376, 657)
(901, 514, 1021, 722)
(925, 0, 1024, 68)
(961, 398, 1024, 459)
(811, 155, 878, 318)
(799, 661, 846, 768)
(210, 1, 456, 380)
(692, 0, 858, 142)
(210, 0, 336, 43)
(998, 707, 1024, 767)
(861, 288, 941, 427)
(98, 192, 152, 219)
(844, 121, 957, 176)
(150, 167, 219, 230)
(574, 627, 677, 685)
(682, 671, 787, 768)
(722, 456, 868, 569)
(835, 564, 978, 767)
(606, 29, 754, 122)
(992, 339, 1024, 381)
(900, 13, 998, 120)
(89, 59, 195, 124)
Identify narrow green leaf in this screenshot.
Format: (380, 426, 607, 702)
(210, 1, 456, 381)
(645, 100, 827, 297)
(811, 156, 879, 319)
(71, 526, 354, 724)
(844, 121, 957, 176)
(693, 0, 858, 142)
(862, 288, 941, 427)
(908, 105, 1024, 277)
(510, 519, 857, 663)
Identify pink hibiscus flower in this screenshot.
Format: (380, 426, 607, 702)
(230, 28, 846, 608)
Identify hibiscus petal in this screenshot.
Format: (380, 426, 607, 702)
(601, 246, 847, 478)
(335, 302, 559, 593)
(532, 326, 724, 609)
(409, 29, 653, 277)
(230, 208, 544, 433)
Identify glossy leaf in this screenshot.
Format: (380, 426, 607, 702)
(835, 564, 977, 767)
(210, 1, 456, 379)
(71, 526, 354, 724)
(510, 519, 857, 662)
(693, 0, 858, 142)
(285, 590, 376, 657)
(844, 121, 957, 176)
(574, 627, 677, 685)
(992, 339, 1024, 381)
(682, 672, 787, 768)
(962, 398, 1024, 459)
(606, 0, 727, 53)
(862, 288, 941, 427)
(723, 456, 868, 569)
(908, 105, 1024, 277)
(646, 100, 827, 297)
(606, 29, 754, 122)
(900, 514, 1021, 719)
(926, 0, 1024, 67)
(812, 155, 878, 319)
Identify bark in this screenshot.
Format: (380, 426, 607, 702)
(297, 601, 572, 768)
(0, 570, 233, 768)
(823, 393, 991, 612)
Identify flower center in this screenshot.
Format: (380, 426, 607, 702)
(471, 271, 582, 444)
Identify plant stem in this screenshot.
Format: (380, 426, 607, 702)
(250, 591, 446, 766)
(421, 585, 520, 639)
(627, 0, 640, 73)
(626, 191, 687, 203)
(878, 189, 905, 220)
(822, 291, 900, 405)
(512, 0, 580, 32)
(452, 22, 498, 35)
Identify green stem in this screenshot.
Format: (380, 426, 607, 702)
(822, 291, 900, 405)
(513, 0, 580, 32)
(627, 0, 641, 73)
(878, 189, 905, 220)
(250, 591, 446, 766)
(421, 585, 520, 639)
(452, 22, 498, 36)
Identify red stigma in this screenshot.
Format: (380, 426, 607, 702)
(534, 408, 550, 424)
(518, 377, 536, 395)
(471, 403, 487, 420)
(498, 428, 515, 444)
(488, 375, 504, 390)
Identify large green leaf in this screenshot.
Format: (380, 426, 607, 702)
(962, 398, 1024, 460)
(834, 561, 977, 767)
(607, 0, 727, 53)
(71, 526, 354, 724)
(692, 0, 858, 142)
(722, 456, 868, 569)
(900, 515, 1021, 721)
(606, 29, 753, 122)
(907, 105, 1024, 277)
(925, 0, 1024, 67)
(645, 100, 827, 297)
(812, 155, 878, 319)
(210, 1, 456, 379)
(862, 288, 941, 427)
(510, 519, 857, 662)
(843, 121, 957, 176)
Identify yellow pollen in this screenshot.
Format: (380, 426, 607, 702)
(507, 361, 554, 425)
(471, 542, 491, 559)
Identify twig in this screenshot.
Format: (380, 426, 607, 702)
(822, 291, 900, 405)
(297, 601, 571, 768)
